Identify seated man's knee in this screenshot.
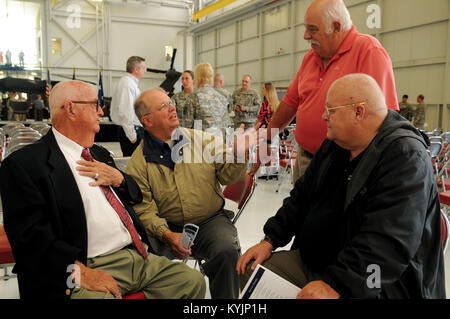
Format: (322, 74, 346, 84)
(189, 268, 207, 299)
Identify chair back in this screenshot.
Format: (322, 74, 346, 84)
(2, 123, 25, 136)
(223, 173, 256, 224)
(0, 225, 14, 265)
(10, 130, 41, 139)
(441, 132, 450, 143)
(428, 142, 442, 157)
(38, 126, 51, 136)
(429, 136, 443, 144)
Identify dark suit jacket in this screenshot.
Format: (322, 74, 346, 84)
(0, 130, 150, 299)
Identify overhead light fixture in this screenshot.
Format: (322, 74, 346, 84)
(31, 72, 37, 76)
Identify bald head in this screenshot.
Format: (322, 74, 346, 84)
(324, 74, 388, 158)
(327, 73, 387, 117)
(49, 80, 96, 118)
(48, 80, 102, 148)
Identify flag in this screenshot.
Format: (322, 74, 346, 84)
(45, 69, 52, 98)
(98, 70, 104, 109)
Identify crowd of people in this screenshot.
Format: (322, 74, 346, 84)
(0, 0, 445, 300)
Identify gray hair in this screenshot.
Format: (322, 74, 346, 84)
(126, 56, 145, 73)
(323, 1, 353, 34)
(135, 99, 148, 125)
(134, 87, 166, 125)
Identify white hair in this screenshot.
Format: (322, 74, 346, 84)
(323, 1, 353, 34)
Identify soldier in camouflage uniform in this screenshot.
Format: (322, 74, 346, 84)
(171, 70, 194, 128)
(414, 94, 426, 129)
(214, 73, 233, 114)
(232, 75, 261, 129)
(398, 94, 414, 122)
(185, 63, 230, 138)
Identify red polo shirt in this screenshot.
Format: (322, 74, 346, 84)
(283, 26, 398, 154)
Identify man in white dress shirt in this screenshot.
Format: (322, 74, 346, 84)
(0, 80, 205, 299)
(110, 56, 146, 156)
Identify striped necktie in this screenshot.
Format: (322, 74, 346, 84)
(81, 148, 148, 260)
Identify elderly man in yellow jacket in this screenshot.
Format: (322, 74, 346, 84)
(126, 88, 259, 299)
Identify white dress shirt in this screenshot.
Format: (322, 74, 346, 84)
(52, 128, 132, 258)
(110, 73, 142, 142)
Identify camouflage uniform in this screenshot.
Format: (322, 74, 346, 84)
(171, 91, 193, 128)
(413, 102, 426, 129)
(185, 84, 231, 137)
(214, 86, 233, 113)
(399, 102, 414, 122)
(231, 88, 261, 129)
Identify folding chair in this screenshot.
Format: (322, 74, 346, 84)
(223, 172, 257, 225)
(275, 132, 297, 193)
(428, 142, 443, 175)
(441, 209, 450, 254)
(440, 191, 450, 216)
(2, 123, 25, 136)
(0, 225, 16, 281)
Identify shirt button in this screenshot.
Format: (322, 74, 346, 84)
(320, 78, 323, 81)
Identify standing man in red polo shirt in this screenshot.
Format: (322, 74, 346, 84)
(257, 0, 398, 181)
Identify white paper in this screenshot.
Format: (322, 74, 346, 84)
(239, 264, 301, 299)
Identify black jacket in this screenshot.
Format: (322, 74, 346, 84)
(264, 110, 445, 298)
(0, 130, 150, 299)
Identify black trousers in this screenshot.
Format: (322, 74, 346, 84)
(117, 126, 144, 156)
(148, 210, 241, 299)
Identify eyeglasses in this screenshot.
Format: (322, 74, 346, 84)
(325, 101, 367, 116)
(61, 100, 100, 112)
(142, 101, 174, 117)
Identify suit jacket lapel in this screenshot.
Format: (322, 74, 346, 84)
(45, 131, 88, 250)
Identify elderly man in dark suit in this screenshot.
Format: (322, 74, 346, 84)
(0, 80, 205, 299)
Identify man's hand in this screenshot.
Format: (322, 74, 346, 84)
(162, 230, 192, 260)
(236, 240, 272, 275)
(233, 124, 264, 158)
(76, 160, 124, 187)
(296, 281, 340, 299)
(74, 261, 122, 299)
(131, 138, 138, 144)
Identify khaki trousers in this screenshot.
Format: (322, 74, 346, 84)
(292, 148, 313, 183)
(71, 248, 206, 299)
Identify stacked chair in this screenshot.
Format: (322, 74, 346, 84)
(425, 128, 450, 254)
(4, 126, 42, 158)
(275, 127, 298, 193)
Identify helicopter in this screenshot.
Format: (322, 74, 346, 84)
(147, 48, 182, 97)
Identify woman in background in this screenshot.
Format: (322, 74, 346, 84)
(254, 82, 279, 129)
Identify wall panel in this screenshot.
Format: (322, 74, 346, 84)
(193, 0, 450, 129)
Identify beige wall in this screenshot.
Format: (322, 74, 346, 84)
(193, 0, 450, 130)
